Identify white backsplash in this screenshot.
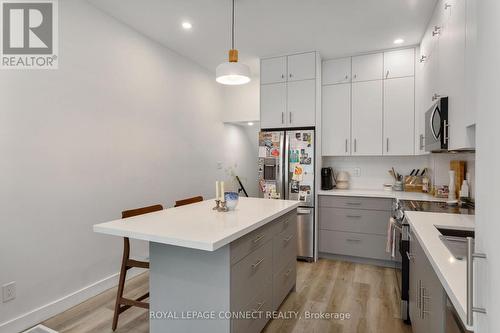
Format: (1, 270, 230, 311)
(322, 153, 475, 198)
(429, 153, 476, 198)
(322, 155, 430, 189)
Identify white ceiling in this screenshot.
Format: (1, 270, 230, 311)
(88, 0, 437, 76)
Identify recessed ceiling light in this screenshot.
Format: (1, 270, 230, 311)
(182, 21, 192, 30)
(394, 38, 404, 45)
(247, 122, 254, 126)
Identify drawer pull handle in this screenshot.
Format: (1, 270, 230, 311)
(251, 258, 265, 269)
(346, 215, 361, 219)
(346, 202, 362, 206)
(284, 235, 293, 242)
(252, 301, 266, 312)
(285, 269, 292, 277)
(252, 235, 264, 243)
(346, 238, 361, 242)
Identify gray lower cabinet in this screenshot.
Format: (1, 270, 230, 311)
(408, 230, 446, 333)
(230, 210, 297, 333)
(318, 195, 394, 262)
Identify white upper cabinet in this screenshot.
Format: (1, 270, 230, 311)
(287, 80, 316, 127)
(322, 83, 351, 156)
(260, 83, 287, 128)
(322, 57, 351, 85)
(438, 0, 468, 150)
(384, 48, 415, 79)
(383, 77, 415, 155)
(352, 53, 383, 82)
(260, 52, 318, 129)
(417, 0, 475, 150)
(351, 80, 383, 155)
(260, 57, 287, 84)
(287, 52, 316, 81)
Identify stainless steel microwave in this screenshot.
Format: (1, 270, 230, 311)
(425, 97, 449, 152)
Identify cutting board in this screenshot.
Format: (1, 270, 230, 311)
(450, 160, 466, 198)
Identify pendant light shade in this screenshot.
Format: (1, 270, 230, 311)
(216, 0, 250, 85)
(216, 57, 251, 85)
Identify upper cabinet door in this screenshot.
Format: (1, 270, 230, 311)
(352, 53, 383, 82)
(287, 52, 316, 81)
(322, 57, 351, 85)
(260, 57, 287, 84)
(260, 83, 287, 129)
(287, 79, 316, 127)
(383, 77, 415, 156)
(322, 83, 351, 156)
(384, 48, 415, 79)
(351, 80, 383, 155)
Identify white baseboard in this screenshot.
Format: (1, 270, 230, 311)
(0, 268, 146, 333)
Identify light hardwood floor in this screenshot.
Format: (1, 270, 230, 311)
(41, 259, 412, 333)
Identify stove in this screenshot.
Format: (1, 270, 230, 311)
(399, 200, 475, 215)
(393, 199, 474, 324)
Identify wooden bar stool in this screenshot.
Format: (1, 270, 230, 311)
(112, 204, 163, 331)
(174, 195, 203, 207)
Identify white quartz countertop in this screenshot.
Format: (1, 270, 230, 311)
(405, 211, 475, 330)
(93, 197, 300, 252)
(318, 188, 446, 202)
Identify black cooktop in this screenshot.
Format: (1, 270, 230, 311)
(400, 200, 475, 215)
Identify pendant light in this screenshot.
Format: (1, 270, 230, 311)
(216, 0, 251, 85)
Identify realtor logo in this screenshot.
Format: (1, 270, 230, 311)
(1, 0, 58, 69)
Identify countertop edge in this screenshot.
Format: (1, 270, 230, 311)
(93, 201, 301, 252)
(406, 213, 474, 331)
(318, 189, 447, 202)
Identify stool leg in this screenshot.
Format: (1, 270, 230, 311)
(112, 238, 130, 331)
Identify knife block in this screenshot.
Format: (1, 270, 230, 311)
(404, 175, 424, 192)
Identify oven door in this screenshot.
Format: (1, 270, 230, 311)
(425, 102, 442, 151)
(425, 97, 449, 152)
(398, 222, 411, 323)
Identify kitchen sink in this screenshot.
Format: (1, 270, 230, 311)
(437, 227, 475, 238)
(437, 227, 475, 261)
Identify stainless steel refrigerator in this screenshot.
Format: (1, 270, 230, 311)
(258, 129, 315, 261)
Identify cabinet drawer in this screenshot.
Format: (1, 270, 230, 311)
(271, 210, 296, 236)
(319, 230, 392, 261)
(273, 224, 297, 274)
(273, 258, 296, 310)
(319, 207, 390, 235)
(231, 241, 273, 311)
(231, 222, 275, 265)
(232, 281, 273, 333)
(319, 195, 392, 211)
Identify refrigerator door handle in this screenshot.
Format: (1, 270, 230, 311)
(297, 208, 312, 215)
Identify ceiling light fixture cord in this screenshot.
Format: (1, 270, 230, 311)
(232, 0, 235, 49)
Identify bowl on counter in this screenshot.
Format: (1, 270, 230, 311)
(224, 192, 239, 210)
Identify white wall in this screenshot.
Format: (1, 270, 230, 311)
(322, 154, 475, 196)
(474, 0, 500, 331)
(322, 156, 430, 189)
(223, 124, 259, 197)
(429, 153, 476, 198)
(221, 78, 260, 123)
(0, 1, 257, 331)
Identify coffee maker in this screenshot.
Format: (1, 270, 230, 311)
(321, 167, 335, 190)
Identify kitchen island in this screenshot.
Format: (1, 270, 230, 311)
(94, 197, 300, 333)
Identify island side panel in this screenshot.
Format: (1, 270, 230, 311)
(150, 242, 231, 333)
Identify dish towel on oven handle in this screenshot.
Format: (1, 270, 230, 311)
(386, 217, 396, 258)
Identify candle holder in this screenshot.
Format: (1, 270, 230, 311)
(217, 201, 229, 212)
(213, 199, 221, 210)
